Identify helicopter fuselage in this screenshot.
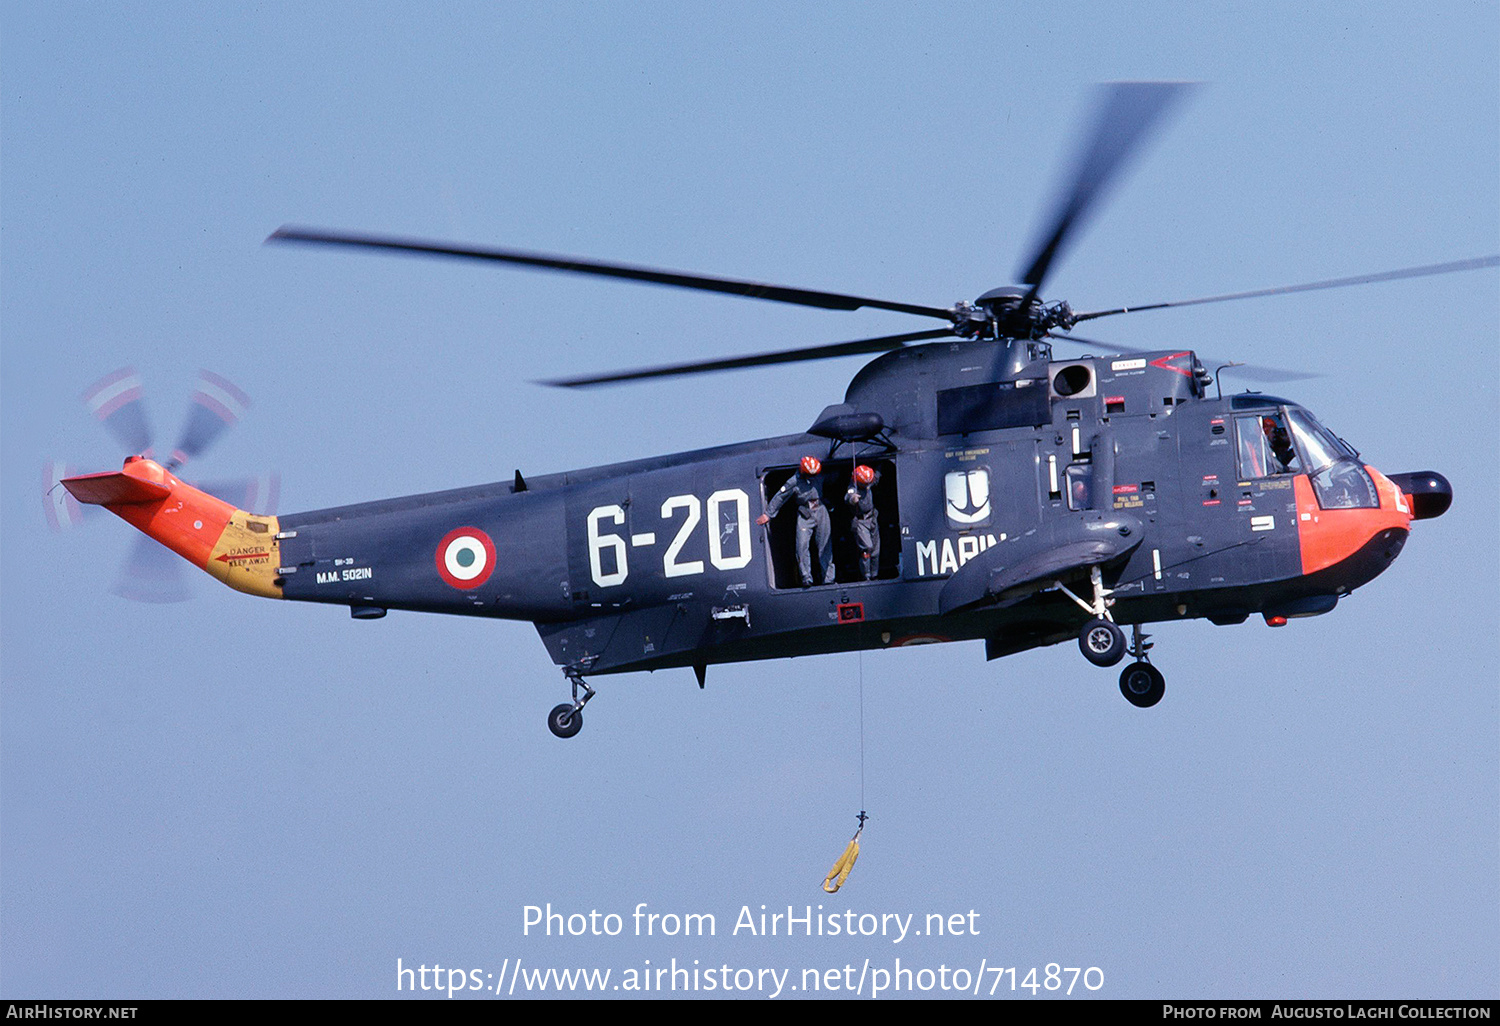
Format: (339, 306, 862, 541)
(236, 339, 1422, 679)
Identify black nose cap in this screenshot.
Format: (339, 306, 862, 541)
(1388, 471, 1453, 520)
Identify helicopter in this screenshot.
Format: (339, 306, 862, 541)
(62, 83, 1490, 737)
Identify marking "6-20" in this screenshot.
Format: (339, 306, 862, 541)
(587, 489, 752, 587)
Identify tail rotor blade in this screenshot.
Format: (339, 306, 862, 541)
(42, 461, 88, 531)
(82, 367, 154, 456)
(170, 370, 251, 468)
(112, 535, 192, 604)
(198, 471, 281, 515)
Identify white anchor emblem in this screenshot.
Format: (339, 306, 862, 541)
(944, 468, 992, 526)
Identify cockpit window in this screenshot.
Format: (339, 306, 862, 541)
(1236, 406, 1378, 507)
(1286, 408, 1358, 465)
(1284, 407, 1380, 509)
(1236, 413, 1299, 478)
(1308, 459, 1381, 509)
(1284, 409, 1341, 473)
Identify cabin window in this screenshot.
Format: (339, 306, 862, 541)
(1065, 464, 1093, 511)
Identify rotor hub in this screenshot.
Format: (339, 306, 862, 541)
(963, 288, 1076, 340)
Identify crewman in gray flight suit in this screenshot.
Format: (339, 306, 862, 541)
(845, 463, 881, 580)
(757, 455, 831, 587)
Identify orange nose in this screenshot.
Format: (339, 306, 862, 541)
(1293, 467, 1411, 576)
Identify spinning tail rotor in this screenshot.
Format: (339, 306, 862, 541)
(46, 367, 277, 603)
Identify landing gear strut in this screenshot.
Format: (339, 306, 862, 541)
(1059, 567, 1126, 667)
(1118, 623, 1165, 708)
(548, 668, 596, 739)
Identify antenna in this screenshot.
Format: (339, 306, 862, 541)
(1214, 362, 1244, 400)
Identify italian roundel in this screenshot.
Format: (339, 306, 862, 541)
(436, 527, 497, 590)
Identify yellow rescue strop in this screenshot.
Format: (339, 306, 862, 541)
(822, 812, 868, 894)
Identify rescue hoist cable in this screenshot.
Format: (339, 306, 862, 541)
(859, 649, 866, 812)
(823, 652, 869, 894)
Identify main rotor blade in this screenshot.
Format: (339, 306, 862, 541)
(539, 328, 955, 388)
(1073, 255, 1500, 323)
(1213, 363, 1321, 384)
(268, 226, 954, 321)
(1047, 332, 1315, 382)
(1018, 82, 1197, 294)
(1046, 331, 1157, 356)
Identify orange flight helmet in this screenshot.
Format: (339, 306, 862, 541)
(800, 456, 822, 475)
(853, 464, 876, 485)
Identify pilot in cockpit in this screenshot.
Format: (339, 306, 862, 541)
(1262, 415, 1298, 474)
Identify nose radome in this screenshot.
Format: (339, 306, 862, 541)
(1387, 471, 1453, 520)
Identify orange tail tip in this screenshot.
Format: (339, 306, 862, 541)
(60, 467, 172, 505)
(62, 457, 284, 600)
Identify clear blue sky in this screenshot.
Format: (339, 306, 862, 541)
(3, 0, 1496, 1000)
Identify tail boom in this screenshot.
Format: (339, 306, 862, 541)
(63, 457, 284, 599)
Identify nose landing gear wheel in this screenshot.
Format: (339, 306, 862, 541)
(1079, 617, 1126, 667)
(1118, 661, 1165, 708)
(547, 703, 583, 738)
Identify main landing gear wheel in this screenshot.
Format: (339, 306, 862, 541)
(1118, 661, 1166, 708)
(547, 703, 583, 739)
(1079, 617, 1126, 667)
(548, 667, 596, 739)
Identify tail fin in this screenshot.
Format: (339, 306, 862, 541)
(63, 457, 284, 599)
